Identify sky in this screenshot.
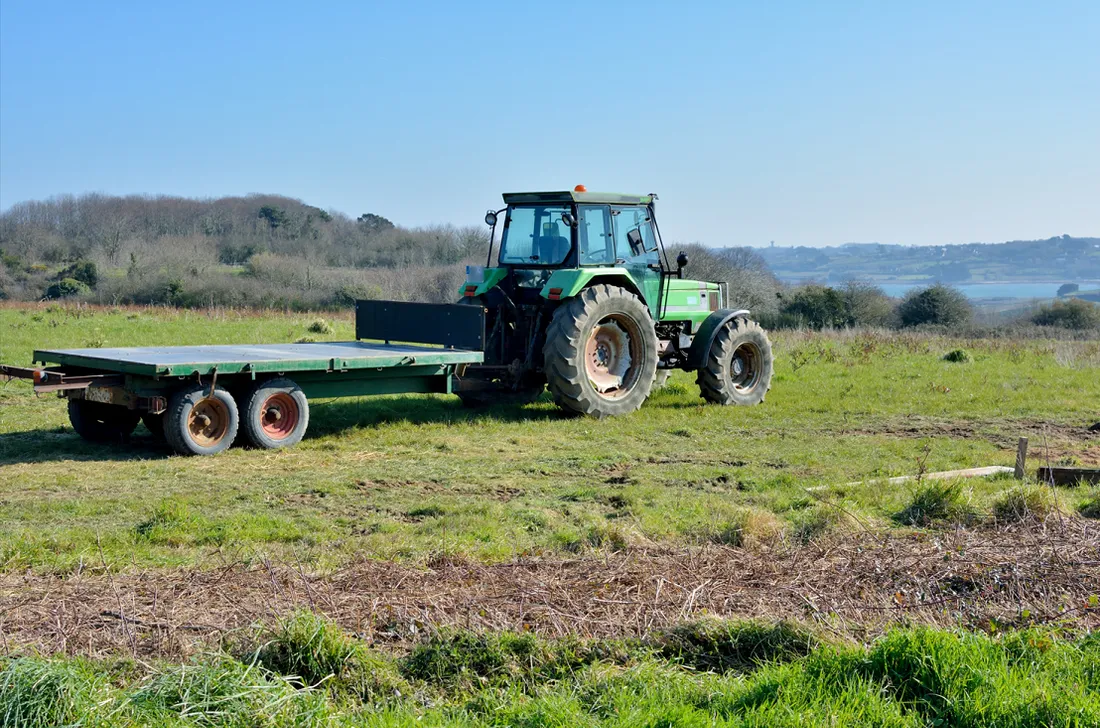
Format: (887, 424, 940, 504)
(1, 1, 1097, 247)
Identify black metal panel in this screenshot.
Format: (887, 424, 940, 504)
(355, 300, 485, 351)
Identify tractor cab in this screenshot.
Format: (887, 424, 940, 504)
(465, 187, 671, 319)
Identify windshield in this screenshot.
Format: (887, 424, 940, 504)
(498, 205, 572, 266)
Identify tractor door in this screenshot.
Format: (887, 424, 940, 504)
(611, 206, 662, 318)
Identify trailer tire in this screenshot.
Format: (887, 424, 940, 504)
(241, 377, 309, 449)
(544, 284, 658, 418)
(696, 317, 773, 406)
(67, 399, 140, 443)
(164, 384, 239, 456)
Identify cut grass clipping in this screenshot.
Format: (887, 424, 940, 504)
(3, 614, 1099, 727)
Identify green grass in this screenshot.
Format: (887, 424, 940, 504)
(1, 304, 1098, 572)
(3, 615, 1098, 727)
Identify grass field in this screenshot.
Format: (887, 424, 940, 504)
(1, 302, 1099, 726)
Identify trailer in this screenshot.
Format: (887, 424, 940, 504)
(0, 301, 485, 456)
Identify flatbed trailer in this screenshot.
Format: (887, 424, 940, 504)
(0, 301, 485, 455)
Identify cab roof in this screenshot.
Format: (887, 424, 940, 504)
(502, 190, 654, 206)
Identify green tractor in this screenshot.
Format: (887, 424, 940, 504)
(454, 186, 773, 417)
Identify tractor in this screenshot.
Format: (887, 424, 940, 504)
(453, 186, 774, 417)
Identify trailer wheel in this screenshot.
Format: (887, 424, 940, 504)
(696, 317, 773, 405)
(67, 399, 140, 443)
(164, 384, 239, 456)
(242, 377, 309, 449)
(544, 284, 658, 418)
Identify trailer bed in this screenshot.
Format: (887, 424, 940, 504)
(33, 341, 483, 378)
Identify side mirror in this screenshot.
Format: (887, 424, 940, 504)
(676, 251, 688, 278)
(561, 211, 576, 228)
(485, 210, 498, 227)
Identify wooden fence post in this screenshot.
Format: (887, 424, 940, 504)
(1014, 437, 1028, 480)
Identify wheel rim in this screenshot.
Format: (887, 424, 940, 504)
(259, 392, 299, 440)
(585, 315, 642, 398)
(187, 397, 230, 447)
(730, 342, 761, 392)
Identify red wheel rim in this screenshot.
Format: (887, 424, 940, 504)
(259, 392, 299, 439)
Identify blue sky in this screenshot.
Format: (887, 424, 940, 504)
(1, 1, 1097, 247)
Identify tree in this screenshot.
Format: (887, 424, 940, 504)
(258, 205, 289, 229)
(841, 281, 893, 327)
(780, 285, 846, 328)
(1032, 298, 1100, 330)
(357, 213, 395, 235)
(896, 284, 972, 328)
(1057, 283, 1079, 297)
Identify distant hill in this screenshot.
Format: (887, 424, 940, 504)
(755, 236, 1100, 285)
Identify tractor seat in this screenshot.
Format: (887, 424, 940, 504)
(538, 234, 570, 262)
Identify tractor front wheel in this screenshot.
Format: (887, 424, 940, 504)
(697, 317, 773, 405)
(164, 384, 239, 456)
(544, 284, 658, 418)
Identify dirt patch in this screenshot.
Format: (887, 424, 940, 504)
(2, 518, 1097, 659)
(846, 416, 1100, 465)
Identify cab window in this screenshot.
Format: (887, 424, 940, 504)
(498, 205, 572, 265)
(612, 206, 658, 264)
(577, 205, 614, 265)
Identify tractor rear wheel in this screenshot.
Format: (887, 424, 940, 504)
(241, 377, 310, 449)
(697, 317, 773, 405)
(164, 384, 239, 456)
(543, 284, 658, 418)
(67, 399, 140, 443)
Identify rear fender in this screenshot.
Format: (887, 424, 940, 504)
(459, 267, 508, 298)
(684, 309, 751, 370)
(540, 268, 643, 302)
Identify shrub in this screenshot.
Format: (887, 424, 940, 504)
(942, 348, 971, 363)
(1031, 298, 1100, 330)
(780, 285, 847, 329)
(57, 259, 98, 288)
(402, 630, 599, 689)
(897, 284, 972, 328)
(44, 277, 89, 299)
(658, 619, 818, 673)
(895, 480, 975, 526)
(992, 485, 1057, 522)
(695, 506, 784, 547)
(789, 504, 850, 543)
(251, 611, 406, 700)
(307, 318, 333, 334)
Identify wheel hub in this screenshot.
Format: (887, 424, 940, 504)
(259, 392, 299, 439)
(187, 398, 229, 447)
(584, 318, 634, 395)
(729, 343, 760, 391)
